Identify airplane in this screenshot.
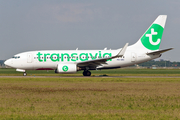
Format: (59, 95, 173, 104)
(4, 15, 173, 76)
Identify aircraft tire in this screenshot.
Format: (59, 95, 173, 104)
(23, 72, 27, 76)
(83, 70, 91, 76)
(86, 71, 91, 76)
(83, 71, 86, 76)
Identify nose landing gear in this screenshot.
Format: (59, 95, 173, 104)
(83, 70, 91, 76)
(23, 72, 27, 76)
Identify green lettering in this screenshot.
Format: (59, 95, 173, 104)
(103, 53, 112, 61)
(37, 52, 43, 62)
(99, 51, 102, 58)
(89, 53, 98, 60)
(50, 53, 59, 62)
(71, 53, 78, 61)
(61, 53, 70, 62)
(80, 53, 88, 61)
(38, 52, 112, 62)
(44, 53, 50, 62)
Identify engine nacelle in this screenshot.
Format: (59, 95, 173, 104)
(55, 64, 77, 73)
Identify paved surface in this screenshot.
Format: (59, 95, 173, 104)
(0, 76, 180, 78)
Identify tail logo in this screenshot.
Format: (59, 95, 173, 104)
(146, 28, 161, 45)
(141, 24, 164, 50)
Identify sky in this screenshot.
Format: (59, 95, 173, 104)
(0, 0, 179, 61)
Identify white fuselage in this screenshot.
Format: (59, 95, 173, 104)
(4, 46, 160, 71)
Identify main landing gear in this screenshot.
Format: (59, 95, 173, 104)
(83, 70, 91, 76)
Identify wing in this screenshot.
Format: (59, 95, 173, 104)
(76, 43, 129, 67)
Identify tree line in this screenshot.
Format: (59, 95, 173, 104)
(138, 60, 180, 67)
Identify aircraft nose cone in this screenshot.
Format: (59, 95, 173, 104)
(4, 59, 11, 67)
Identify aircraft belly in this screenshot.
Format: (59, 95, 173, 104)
(33, 62, 57, 70)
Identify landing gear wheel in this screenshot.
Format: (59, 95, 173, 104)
(83, 70, 91, 76)
(23, 72, 27, 76)
(86, 71, 91, 76)
(83, 71, 86, 76)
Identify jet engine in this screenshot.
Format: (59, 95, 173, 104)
(55, 64, 77, 73)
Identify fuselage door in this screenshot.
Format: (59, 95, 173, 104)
(27, 53, 33, 63)
(131, 52, 136, 62)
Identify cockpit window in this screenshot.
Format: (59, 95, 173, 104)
(12, 56, 20, 59)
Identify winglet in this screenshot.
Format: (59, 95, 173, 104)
(117, 43, 129, 57)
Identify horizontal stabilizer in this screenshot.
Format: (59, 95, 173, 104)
(146, 48, 173, 55)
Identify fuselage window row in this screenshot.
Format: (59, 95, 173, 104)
(34, 56, 111, 59)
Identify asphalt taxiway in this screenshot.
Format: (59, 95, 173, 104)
(0, 76, 180, 78)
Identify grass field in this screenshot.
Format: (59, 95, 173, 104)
(0, 77, 180, 119)
(0, 68, 180, 119)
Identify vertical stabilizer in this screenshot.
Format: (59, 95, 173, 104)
(131, 15, 167, 52)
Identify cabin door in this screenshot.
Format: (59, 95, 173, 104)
(131, 52, 136, 62)
(27, 53, 33, 63)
